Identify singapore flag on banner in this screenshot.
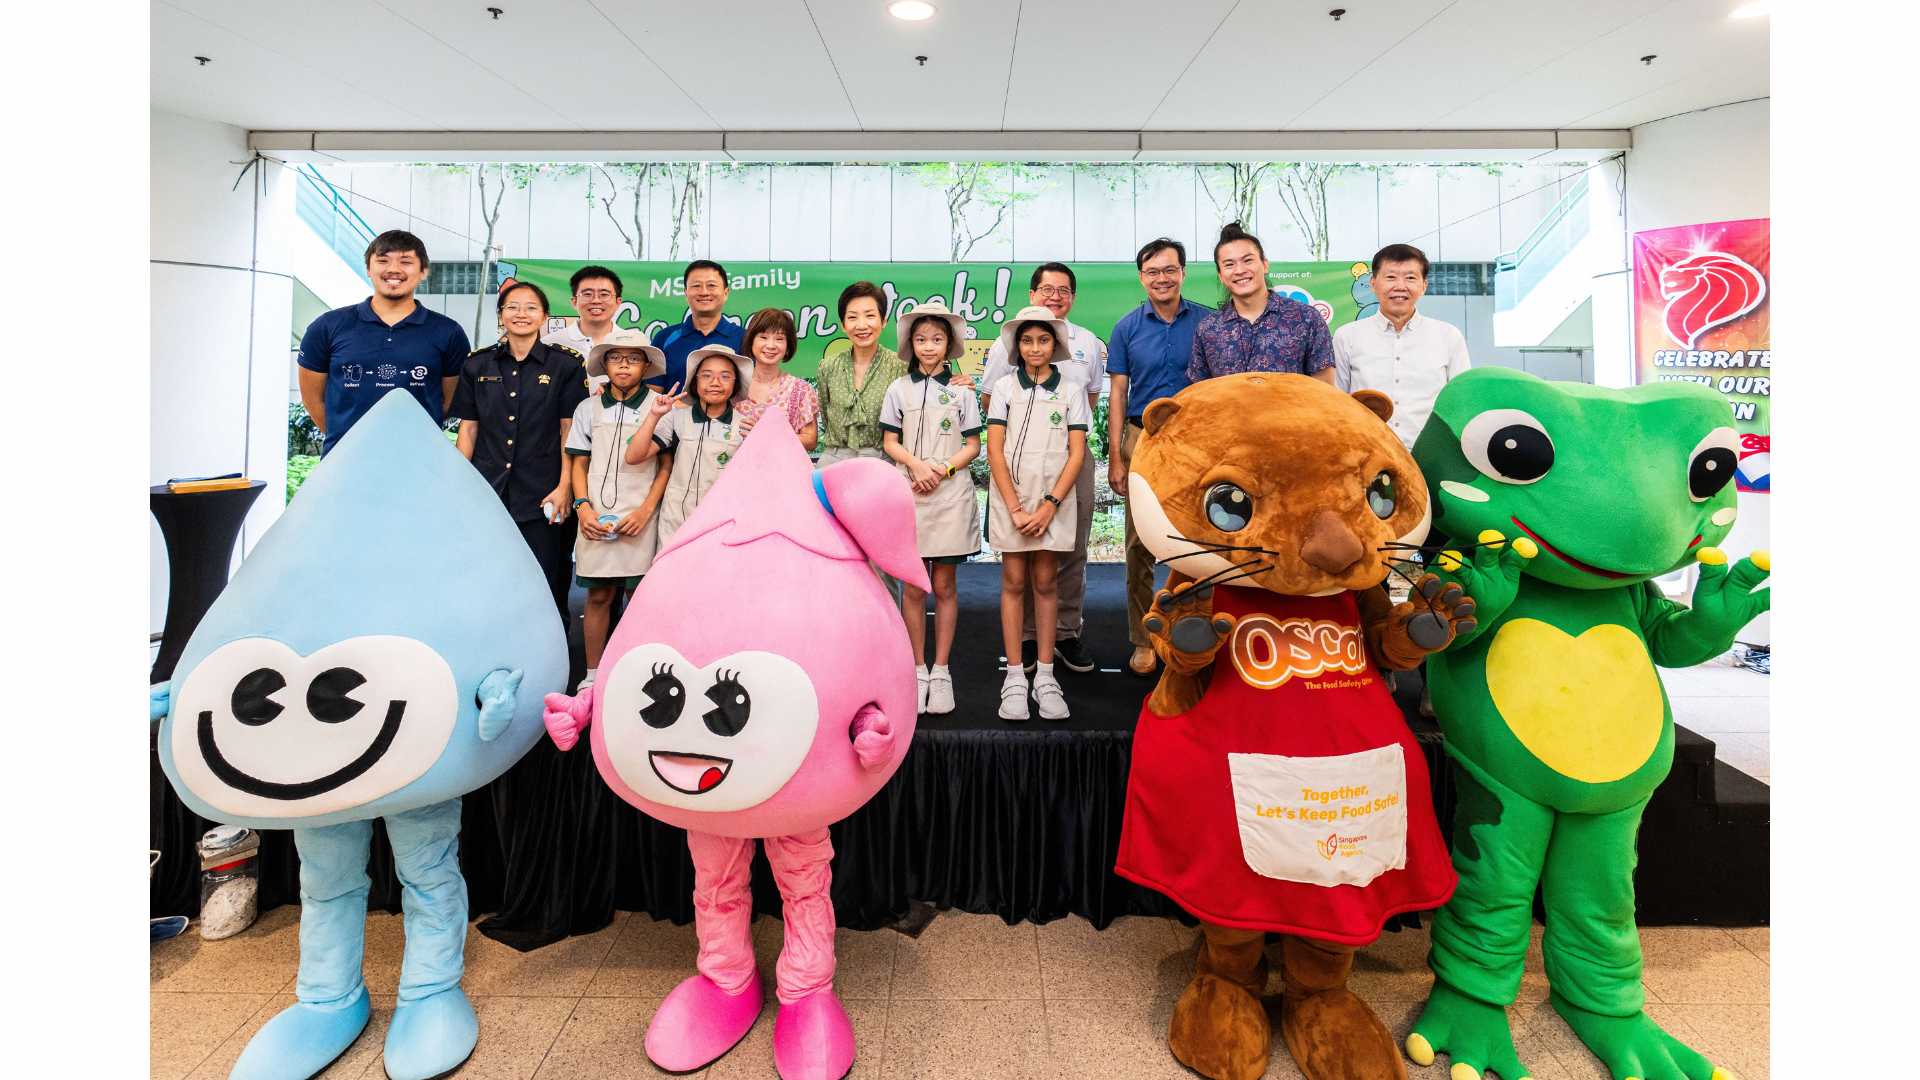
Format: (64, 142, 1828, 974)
(1632, 218, 1770, 493)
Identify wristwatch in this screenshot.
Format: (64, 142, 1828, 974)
(1043, 494, 1062, 507)
(573, 498, 591, 509)
(943, 461, 957, 478)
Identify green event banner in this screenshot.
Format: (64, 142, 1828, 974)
(509, 259, 1369, 380)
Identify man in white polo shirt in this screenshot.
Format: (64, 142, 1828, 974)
(979, 262, 1105, 674)
(1333, 243, 1471, 449)
(544, 265, 628, 392)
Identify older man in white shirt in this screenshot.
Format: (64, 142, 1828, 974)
(1333, 244, 1471, 449)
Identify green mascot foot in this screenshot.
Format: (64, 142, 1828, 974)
(1407, 978, 1532, 1080)
(1549, 990, 1732, 1080)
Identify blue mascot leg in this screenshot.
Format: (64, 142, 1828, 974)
(379, 797, 477, 1080)
(230, 820, 375, 1080)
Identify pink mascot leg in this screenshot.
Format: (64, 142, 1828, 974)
(764, 828, 856, 1080)
(644, 830, 765, 1073)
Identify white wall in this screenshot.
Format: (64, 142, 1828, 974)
(1625, 98, 1769, 235)
(151, 109, 295, 635)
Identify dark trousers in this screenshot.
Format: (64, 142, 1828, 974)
(517, 518, 575, 627)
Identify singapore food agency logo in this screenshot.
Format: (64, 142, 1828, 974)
(1317, 833, 1339, 860)
(1316, 832, 1368, 860)
(1659, 252, 1766, 349)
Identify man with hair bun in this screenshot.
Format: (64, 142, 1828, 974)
(1188, 222, 1336, 385)
(1333, 243, 1471, 449)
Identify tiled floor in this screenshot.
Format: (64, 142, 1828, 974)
(152, 907, 1770, 1080)
(1663, 655, 1770, 783)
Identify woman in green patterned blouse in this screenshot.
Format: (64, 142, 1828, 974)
(816, 281, 973, 465)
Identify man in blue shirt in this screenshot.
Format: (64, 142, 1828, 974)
(297, 230, 472, 455)
(648, 260, 742, 390)
(1105, 238, 1207, 676)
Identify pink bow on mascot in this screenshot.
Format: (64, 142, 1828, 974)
(543, 409, 927, 1080)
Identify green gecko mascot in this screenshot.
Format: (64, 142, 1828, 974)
(1406, 367, 1768, 1080)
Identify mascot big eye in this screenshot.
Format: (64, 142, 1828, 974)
(152, 392, 567, 1080)
(542, 410, 926, 1080)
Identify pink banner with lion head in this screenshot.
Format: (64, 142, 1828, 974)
(1632, 218, 1770, 492)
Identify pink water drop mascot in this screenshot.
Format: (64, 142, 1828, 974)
(543, 409, 927, 1080)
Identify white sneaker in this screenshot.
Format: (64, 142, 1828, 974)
(998, 672, 1030, 721)
(926, 666, 955, 714)
(917, 667, 930, 714)
(1033, 672, 1070, 720)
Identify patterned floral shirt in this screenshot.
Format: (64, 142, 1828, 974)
(1187, 290, 1336, 383)
(738, 371, 820, 435)
(816, 346, 906, 451)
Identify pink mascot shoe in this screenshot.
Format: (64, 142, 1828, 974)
(544, 411, 926, 1079)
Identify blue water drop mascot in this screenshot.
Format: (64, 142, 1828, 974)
(151, 391, 567, 1080)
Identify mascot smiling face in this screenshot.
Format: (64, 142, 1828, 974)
(157, 392, 567, 830)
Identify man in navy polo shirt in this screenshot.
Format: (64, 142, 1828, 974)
(648, 260, 742, 390)
(1105, 237, 1207, 677)
(297, 230, 472, 455)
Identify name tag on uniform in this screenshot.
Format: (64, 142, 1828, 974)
(476, 376, 503, 383)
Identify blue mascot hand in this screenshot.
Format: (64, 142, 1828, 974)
(150, 683, 171, 722)
(476, 669, 523, 743)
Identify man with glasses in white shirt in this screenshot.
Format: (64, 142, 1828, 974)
(1333, 243, 1470, 713)
(980, 262, 1106, 674)
(1332, 244, 1471, 450)
(544, 265, 628, 391)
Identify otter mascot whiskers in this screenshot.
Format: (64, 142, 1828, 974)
(1116, 372, 1476, 1080)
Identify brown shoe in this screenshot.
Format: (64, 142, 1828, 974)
(1278, 935, 1405, 1080)
(1128, 645, 1159, 678)
(1168, 923, 1272, 1080)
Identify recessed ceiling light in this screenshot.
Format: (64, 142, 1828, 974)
(889, 1, 936, 20)
(1729, 1, 1770, 16)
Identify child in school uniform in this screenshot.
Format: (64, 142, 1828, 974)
(626, 344, 752, 548)
(879, 300, 982, 715)
(568, 330, 673, 691)
(985, 306, 1090, 721)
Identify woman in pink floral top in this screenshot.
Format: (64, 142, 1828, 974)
(736, 307, 821, 450)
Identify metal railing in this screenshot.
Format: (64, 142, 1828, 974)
(1494, 174, 1589, 312)
(294, 166, 375, 285)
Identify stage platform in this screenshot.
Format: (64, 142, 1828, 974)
(152, 563, 1768, 948)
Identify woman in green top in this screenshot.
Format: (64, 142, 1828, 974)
(816, 281, 973, 465)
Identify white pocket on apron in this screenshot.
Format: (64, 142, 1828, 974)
(1226, 746, 1408, 888)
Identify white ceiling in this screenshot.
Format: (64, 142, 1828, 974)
(153, 0, 1768, 159)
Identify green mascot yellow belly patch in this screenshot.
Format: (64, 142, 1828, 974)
(1485, 619, 1663, 784)
(1408, 366, 1770, 1080)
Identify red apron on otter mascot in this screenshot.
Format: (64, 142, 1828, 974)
(1118, 587, 1453, 942)
(1117, 371, 1478, 1080)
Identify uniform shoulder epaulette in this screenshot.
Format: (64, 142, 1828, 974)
(553, 344, 584, 358)
(468, 345, 490, 357)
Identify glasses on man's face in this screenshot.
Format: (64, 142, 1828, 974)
(1034, 286, 1074, 299)
(1140, 267, 1184, 281)
(575, 290, 617, 301)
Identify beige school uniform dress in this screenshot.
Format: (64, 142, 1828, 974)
(567, 388, 661, 585)
(880, 368, 984, 560)
(985, 368, 1091, 553)
(653, 403, 742, 548)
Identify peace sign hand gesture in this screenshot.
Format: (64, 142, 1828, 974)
(648, 383, 686, 417)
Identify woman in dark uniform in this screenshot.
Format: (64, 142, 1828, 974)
(450, 281, 592, 624)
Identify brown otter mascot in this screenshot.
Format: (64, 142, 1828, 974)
(1115, 372, 1477, 1080)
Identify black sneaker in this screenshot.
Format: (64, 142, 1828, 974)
(1020, 639, 1037, 673)
(1054, 636, 1096, 673)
